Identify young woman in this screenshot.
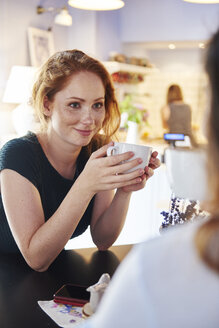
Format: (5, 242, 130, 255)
(0, 50, 160, 271)
(79, 29, 219, 328)
(161, 84, 197, 146)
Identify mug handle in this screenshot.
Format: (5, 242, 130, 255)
(107, 146, 119, 156)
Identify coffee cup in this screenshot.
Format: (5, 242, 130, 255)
(107, 142, 153, 173)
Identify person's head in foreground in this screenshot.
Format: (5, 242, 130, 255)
(79, 28, 219, 328)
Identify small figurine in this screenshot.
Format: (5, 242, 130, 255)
(82, 273, 110, 317)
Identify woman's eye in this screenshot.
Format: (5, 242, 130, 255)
(69, 102, 80, 109)
(93, 102, 104, 110)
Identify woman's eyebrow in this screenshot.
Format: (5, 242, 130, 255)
(66, 96, 105, 101)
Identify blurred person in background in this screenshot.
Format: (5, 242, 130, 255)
(79, 28, 219, 328)
(161, 84, 197, 147)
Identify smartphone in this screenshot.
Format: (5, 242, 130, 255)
(53, 284, 90, 306)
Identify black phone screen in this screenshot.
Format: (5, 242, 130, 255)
(54, 284, 90, 301)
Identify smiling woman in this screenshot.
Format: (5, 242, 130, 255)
(0, 49, 160, 271)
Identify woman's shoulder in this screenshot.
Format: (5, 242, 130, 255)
(0, 132, 38, 153)
(0, 132, 41, 172)
(139, 220, 200, 250)
(131, 220, 204, 273)
(0, 133, 37, 157)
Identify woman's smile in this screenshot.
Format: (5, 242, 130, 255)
(74, 128, 94, 137)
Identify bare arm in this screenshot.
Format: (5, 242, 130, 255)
(1, 169, 94, 272)
(90, 152, 160, 250)
(90, 189, 132, 250)
(161, 105, 170, 129)
(0, 144, 144, 271)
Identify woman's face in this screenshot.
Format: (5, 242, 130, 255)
(44, 71, 106, 148)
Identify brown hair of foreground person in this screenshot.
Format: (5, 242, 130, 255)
(195, 29, 219, 274)
(32, 49, 121, 152)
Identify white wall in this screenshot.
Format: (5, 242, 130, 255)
(96, 10, 122, 61)
(0, 0, 67, 101)
(0, 1, 120, 102)
(120, 0, 219, 43)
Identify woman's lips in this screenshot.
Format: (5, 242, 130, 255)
(74, 128, 93, 136)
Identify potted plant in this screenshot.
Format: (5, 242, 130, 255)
(119, 94, 149, 143)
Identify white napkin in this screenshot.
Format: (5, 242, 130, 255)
(38, 300, 85, 327)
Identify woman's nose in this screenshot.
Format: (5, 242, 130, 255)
(81, 108, 95, 125)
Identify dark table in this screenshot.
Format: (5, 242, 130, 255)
(0, 244, 132, 327)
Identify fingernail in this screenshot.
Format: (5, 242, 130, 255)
(138, 158, 143, 164)
(139, 169, 144, 175)
(149, 168, 154, 175)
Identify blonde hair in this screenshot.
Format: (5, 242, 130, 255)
(32, 50, 120, 152)
(167, 84, 183, 104)
(195, 29, 219, 274)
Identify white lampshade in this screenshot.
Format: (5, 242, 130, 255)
(3, 66, 38, 104)
(54, 8, 72, 26)
(183, 0, 219, 3)
(2, 66, 39, 136)
(68, 0, 124, 10)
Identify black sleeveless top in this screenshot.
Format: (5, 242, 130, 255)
(0, 132, 95, 253)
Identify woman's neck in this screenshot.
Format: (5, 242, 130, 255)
(37, 131, 82, 180)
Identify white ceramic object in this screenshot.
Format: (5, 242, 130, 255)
(86, 273, 111, 313)
(165, 147, 208, 201)
(126, 121, 138, 144)
(107, 142, 153, 173)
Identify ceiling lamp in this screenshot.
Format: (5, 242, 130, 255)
(68, 0, 125, 11)
(183, 0, 219, 3)
(37, 6, 72, 26)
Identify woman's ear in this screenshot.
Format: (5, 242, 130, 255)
(43, 96, 52, 117)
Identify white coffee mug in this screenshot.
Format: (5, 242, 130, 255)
(107, 142, 153, 173)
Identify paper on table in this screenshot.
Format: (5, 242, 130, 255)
(38, 300, 85, 327)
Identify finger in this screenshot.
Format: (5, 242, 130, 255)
(114, 176, 144, 189)
(149, 157, 161, 169)
(121, 179, 147, 192)
(104, 151, 134, 166)
(150, 151, 158, 158)
(91, 141, 114, 159)
(149, 152, 158, 163)
(145, 166, 154, 178)
(148, 163, 157, 169)
(110, 158, 144, 175)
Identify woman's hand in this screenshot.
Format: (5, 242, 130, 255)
(119, 151, 161, 193)
(77, 142, 150, 195)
